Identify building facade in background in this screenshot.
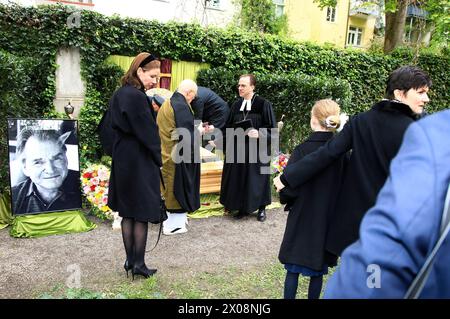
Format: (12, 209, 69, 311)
(281, 0, 378, 49)
(5, 0, 237, 28)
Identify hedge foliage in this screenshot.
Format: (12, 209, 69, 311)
(0, 51, 56, 191)
(0, 3, 449, 190)
(197, 67, 352, 151)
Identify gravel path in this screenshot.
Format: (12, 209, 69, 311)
(0, 207, 287, 298)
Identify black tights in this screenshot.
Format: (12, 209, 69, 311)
(121, 217, 149, 268)
(308, 275, 323, 299)
(284, 271, 323, 299)
(284, 271, 299, 299)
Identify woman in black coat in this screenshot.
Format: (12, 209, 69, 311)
(274, 65, 432, 258)
(279, 99, 347, 299)
(107, 52, 162, 279)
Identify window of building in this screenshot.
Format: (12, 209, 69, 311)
(326, 6, 336, 22)
(206, 0, 221, 9)
(347, 26, 363, 46)
(273, 0, 285, 17)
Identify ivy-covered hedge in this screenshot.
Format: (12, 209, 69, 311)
(78, 62, 123, 163)
(197, 67, 352, 151)
(0, 3, 448, 191)
(0, 51, 55, 191)
(1, 4, 448, 109)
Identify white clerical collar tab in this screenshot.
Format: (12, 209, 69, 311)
(240, 99, 252, 111)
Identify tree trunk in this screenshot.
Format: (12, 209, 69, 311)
(384, 0, 410, 54)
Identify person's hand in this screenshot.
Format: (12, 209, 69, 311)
(208, 140, 216, 148)
(273, 174, 285, 192)
(205, 124, 215, 133)
(197, 124, 206, 135)
(248, 129, 259, 138)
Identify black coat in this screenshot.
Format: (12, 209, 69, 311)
(281, 100, 419, 255)
(191, 86, 230, 131)
(107, 85, 162, 222)
(220, 95, 276, 213)
(171, 92, 201, 213)
(278, 132, 346, 271)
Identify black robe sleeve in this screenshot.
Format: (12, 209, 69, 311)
(261, 99, 277, 129)
(221, 99, 240, 153)
(259, 99, 277, 158)
(191, 97, 204, 121)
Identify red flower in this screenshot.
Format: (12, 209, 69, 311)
(83, 172, 93, 179)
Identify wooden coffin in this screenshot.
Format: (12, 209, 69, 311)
(200, 147, 223, 194)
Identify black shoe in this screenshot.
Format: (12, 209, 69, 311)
(124, 260, 133, 278)
(131, 265, 157, 280)
(257, 209, 266, 222)
(233, 211, 246, 220)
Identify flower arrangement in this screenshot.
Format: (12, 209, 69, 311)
(81, 164, 115, 220)
(271, 152, 289, 174)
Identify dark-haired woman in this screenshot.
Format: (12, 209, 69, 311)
(274, 65, 432, 257)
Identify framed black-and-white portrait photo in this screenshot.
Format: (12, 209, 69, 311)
(8, 119, 82, 215)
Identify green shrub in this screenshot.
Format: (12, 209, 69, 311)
(78, 62, 123, 165)
(0, 51, 55, 191)
(0, 3, 448, 182)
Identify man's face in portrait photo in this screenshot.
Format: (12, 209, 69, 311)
(21, 135, 69, 196)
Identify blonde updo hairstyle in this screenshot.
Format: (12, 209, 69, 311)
(311, 99, 341, 132)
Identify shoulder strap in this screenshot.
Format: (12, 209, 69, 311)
(159, 169, 166, 190)
(405, 183, 450, 299)
(147, 169, 166, 253)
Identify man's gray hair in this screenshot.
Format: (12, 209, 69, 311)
(177, 79, 198, 95)
(16, 129, 70, 157)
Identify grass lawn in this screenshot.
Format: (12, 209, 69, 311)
(38, 262, 335, 299)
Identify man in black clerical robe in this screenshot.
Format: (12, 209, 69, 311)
(220, 74, 276, 222)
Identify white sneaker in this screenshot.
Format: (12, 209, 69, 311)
(163, 227, 188, 236)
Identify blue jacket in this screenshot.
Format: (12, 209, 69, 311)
(324, 110, 450, 298)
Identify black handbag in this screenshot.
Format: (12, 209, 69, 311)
(97, 107, 115, 156)
(157, 196, 168, 225)
(151, 170, 168, 225)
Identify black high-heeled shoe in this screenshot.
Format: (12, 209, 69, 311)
(124, 260, 133, 278)
(131, 265, 157, 280)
